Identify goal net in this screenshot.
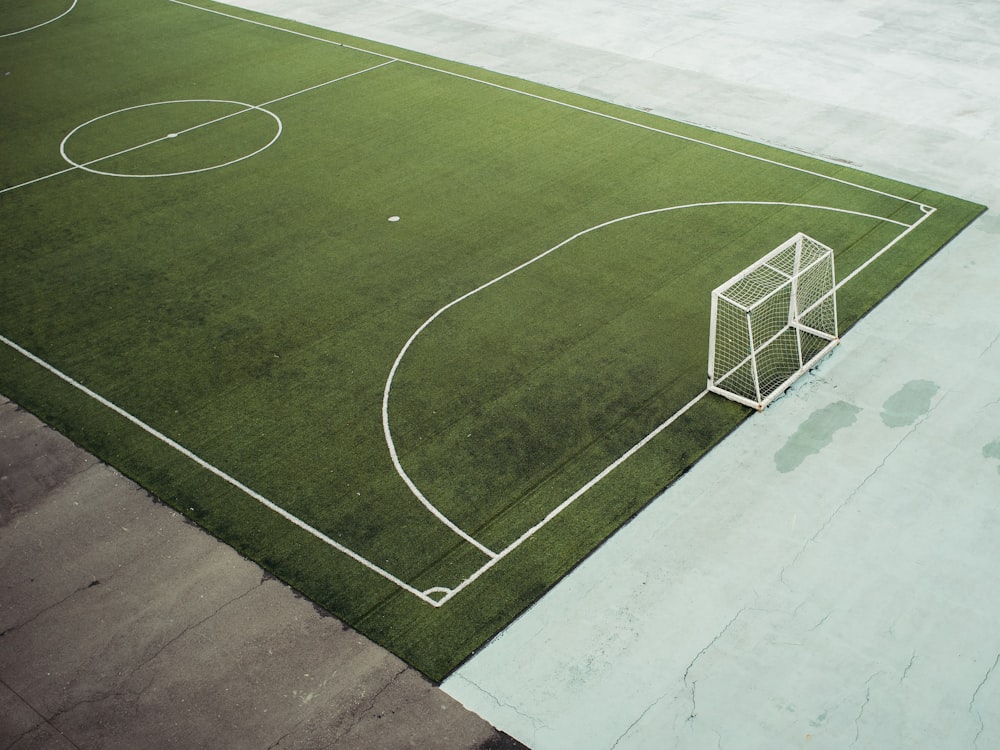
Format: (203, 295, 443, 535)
(708, 232, 839, 410)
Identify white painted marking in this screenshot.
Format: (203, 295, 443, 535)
(1, 62, 393, 193)
(382, 201, 919, 564)
(433, 389, 711, 606)
(0, 166, 78, 195)
(59, 99, 283, 178)
(168, 0, 927, 209)
(0, 0, 77, 38)
(389, 215, 400, 222)
(5, 0, 946, 604)
(168, 0, 397, 62)
(837, 204, 936, 287)
(0, 333, 440, 607)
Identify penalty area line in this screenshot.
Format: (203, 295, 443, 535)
(0, 333, 439, 606)
(432, 388, 711, 606)
(422, 202, 941, 607)
(384, 200, 936, 601)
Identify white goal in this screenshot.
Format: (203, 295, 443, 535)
(708, 232, 840, 410)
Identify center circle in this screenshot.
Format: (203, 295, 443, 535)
(59, 99, 283, 178)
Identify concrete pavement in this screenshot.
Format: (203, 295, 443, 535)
(214, 1, 999, 748)
(0, 396, 523, 749)
(4, 1, 998, 748)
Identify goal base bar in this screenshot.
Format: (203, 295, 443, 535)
(709, 336, 840, 411)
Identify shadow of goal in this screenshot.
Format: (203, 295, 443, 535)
(708, 232, 840, 410)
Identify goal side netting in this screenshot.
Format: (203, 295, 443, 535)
(708, 232, 840, 410)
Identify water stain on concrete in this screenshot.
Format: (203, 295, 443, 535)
(774, 400, 861, 473)
(984, 440, 1000, 475)
(880, 380, 939, 428)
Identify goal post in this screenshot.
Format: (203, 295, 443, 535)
(708, 232, 839, 410)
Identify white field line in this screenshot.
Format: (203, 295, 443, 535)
(168, 0, 396, 61)
(59, 99, 284, 179)
(257, 60, 397, 106)
(1, 61, 395, 193)
(837, 204, 937, 288)
(2, 202, 922, 607)
(383, 201, 919, 579)
(171, 0, 932, 211)
(430, 388, 711, 606)
(0, 166, 79, 195)
(0, 0, 77, 38)
(8, 0, 948, 605)
(422, 205, 925, 605)
(0, 333, 441, 607)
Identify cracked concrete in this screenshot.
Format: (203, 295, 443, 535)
(447, 675, 547, 737)
(970, 653, 1000, 749)
(281, 0, 1000, 747)
(850, 673, 882, 747)
(0, 397, 523, 749)
(4, 0, 1000, 747)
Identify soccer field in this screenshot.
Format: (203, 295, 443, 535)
(0, 0, 985, 679)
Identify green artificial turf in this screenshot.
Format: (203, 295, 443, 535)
(0, 0, 986, 680)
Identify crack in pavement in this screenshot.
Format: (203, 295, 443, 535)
(979, 332, 1000, 359)
(682, 605, 751, 688)
(851, 687, 871, 746)
(327, 665, 410, 745)
(2, 517, 183, 640)
(686, 680, 699, 724)
(266, 724, 303, 750)
(0, 578, 102, 639)
(808, 611, 833, 632)
(850, 672, 882, 747)
(46, 689, 146, 739)
(42, 576, 267, 727)
(0, 673, 85, 750)
(608, 688, 673, 750)
(450, 673, 546, 736)
(359, 664, 408, 718)
(126, 576, 266, 679)
(900, 650, 918, 684)
(779, 403, 940, 590)
(679, 598, 759, 729)
(609, 600, 761, 748)
(970, 652, 1000, 749)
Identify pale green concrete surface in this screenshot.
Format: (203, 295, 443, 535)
(220, 1, 1000, 748)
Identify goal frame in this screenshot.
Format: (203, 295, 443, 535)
(707, 232, 840, 411)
